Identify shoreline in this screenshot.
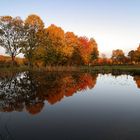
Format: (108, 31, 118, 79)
(0, 65, 140, 73)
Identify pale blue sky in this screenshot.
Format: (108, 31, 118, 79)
(0, 0, 140, 56)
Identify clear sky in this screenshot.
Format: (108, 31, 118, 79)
(0, 0, 140, 57)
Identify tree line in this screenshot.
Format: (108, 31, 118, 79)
(98, 46, 140, 65)
(0, 14, 99, 67)
(0, 14, 140, 67)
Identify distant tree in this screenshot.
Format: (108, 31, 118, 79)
(128, 50, 135, 64)
(0, 16, 24, 65)
(100, 53, 107, 65)
(22, 14, 44, 67)
(127, 44, 140, 64)
(111, 49, 125, 64)
(134, 44, 140, 63)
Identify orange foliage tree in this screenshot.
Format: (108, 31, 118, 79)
(22, 14, 45, 67)
(78, 37, 99, 65)
(44, 24, 66, 65)
(0, 14, 99, 66)
(112, 49, 125, 64)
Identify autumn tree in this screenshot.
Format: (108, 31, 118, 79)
(133, 45, 140, 63)
(128, 50, 135, 64)
(127, 44, 140, 64)
(0, 14, 99, 67)
(44, 24, 66, 65)
(64, 32, 79, 65)
(77, 37, 98, 65)
(78, 37, 90, 65)
(0, 16, 24, 65)
(100, 53, 107, 65)
(70, 47, 84, 65)
(89, 38, 99, 63)
(22, 14, 44, 67)
(111, 49, 125, 64)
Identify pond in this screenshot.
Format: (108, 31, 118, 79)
(0, 71, 140, 140)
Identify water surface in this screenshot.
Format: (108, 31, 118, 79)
(0, 71, 140, 140)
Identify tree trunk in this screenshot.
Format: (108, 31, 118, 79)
(28, 57, 33, 68)
(11, 55, 15, 66)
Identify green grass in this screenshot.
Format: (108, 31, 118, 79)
(0, 66, 29, 72)
(82, 65, 140, 74)
(0, 65, 140, 74)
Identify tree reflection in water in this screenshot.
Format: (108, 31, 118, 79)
(0, 71, 98, 115)
(134, 75, 140, 88)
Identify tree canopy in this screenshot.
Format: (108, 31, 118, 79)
(2, 14, 140, 67)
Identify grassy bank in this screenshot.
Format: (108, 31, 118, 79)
(0, 65, 140, 74)
(0, 66, 29, 73)
(81, 65, 140, 74)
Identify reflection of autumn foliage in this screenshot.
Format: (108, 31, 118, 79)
(0, 71, 98, 115)
(65, 74, 96, 97)
(35, 72, 97, 105)
(26, 102, 44, 115)
(134, 76, 140, 88)
(1, 101, 24, 112)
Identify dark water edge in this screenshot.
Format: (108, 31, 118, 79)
(0, 70, 140, 140)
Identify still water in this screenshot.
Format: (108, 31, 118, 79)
(0, 71, 140, 140)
